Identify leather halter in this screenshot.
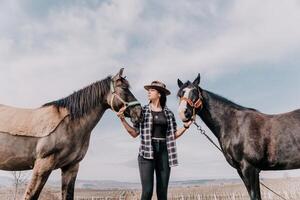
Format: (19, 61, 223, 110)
(179, 87, 203, 120)
(109, 80, 140, 112)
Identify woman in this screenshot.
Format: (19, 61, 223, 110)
(117, 80, 192, 200)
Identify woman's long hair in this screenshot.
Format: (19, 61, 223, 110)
(159, 91, 167, 109)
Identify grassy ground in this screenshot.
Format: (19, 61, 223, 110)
(1, 178, 299, 200)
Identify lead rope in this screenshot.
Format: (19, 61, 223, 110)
(192, 120, 288, 200)
(193, 121, 223, 152)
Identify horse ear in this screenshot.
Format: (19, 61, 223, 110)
(192, 73, 201, 86)
(177, 79, 183, 88)
(113, 68, 124, 80)
(118, 68, 124, 77)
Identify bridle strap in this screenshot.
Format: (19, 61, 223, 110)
(109, 81, 140, 112)
(180, 97, 202, 108)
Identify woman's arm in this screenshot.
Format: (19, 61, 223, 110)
(169, 110, 193, 139)
(117, 109, 140, 138)
(174, 120, 193, 139)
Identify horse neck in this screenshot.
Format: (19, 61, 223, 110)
(197, 89, 243, 140)
(49, 76, 112, 134)
(73, 104, 108, 134)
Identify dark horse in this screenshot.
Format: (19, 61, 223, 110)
(177, 73, 300, 200)
(0, 68, 142, 200)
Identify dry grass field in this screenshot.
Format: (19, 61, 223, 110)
(1, 178, 300, 200)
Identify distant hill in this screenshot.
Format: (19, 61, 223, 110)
(0, 175, 295, 190)
(0, 175, 242, 190)
(45, 178, 244, 190)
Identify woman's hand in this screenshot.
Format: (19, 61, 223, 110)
(175, 120, 194, 139)
(183, 120, 193, 129)
(117, 107, 126, 120)
(117, 107, 139, 138)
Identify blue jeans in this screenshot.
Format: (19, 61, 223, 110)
(138, 140, 171, 200)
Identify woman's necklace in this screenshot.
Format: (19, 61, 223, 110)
(150, 104, 162, 119)
(153, 112, 159, 119)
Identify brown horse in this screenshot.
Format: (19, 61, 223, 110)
(0, 68, 142, 200)
(177, 74, 300, 200)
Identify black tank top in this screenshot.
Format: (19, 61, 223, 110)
(151, 110, 168, 138)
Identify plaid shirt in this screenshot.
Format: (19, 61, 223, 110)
(134, 104, 178, 167)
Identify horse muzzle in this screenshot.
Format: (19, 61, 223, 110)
(128, 105, 142, 123)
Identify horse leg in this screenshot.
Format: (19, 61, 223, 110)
(237, 163, 261, 200)
(23, 156, 55, 200)
(254, 171, 261, 200)
(61, 163, 79, 200)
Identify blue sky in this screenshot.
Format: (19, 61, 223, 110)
(0, 0, 299, 182)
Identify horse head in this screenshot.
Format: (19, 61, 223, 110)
(108, 68, 142, 124)
(177, 73, 204, 122)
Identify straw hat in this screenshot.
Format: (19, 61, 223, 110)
(144, 80, 171, 95)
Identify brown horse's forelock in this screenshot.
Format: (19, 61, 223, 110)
(43, 76, 112, 119)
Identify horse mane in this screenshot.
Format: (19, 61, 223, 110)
(205, 90, 258, 112)
(43, 76, 112, 119)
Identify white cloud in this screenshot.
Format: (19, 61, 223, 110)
(1, 0, 300, 90)
(131, 0, 300, 85)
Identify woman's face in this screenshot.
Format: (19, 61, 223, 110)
(147, 88, 160, 101)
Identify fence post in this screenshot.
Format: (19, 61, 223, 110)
(214, 193, 217, 200)
(231, 193, 235, 200)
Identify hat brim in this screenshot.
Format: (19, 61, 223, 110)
(144, 85, 171, 95)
